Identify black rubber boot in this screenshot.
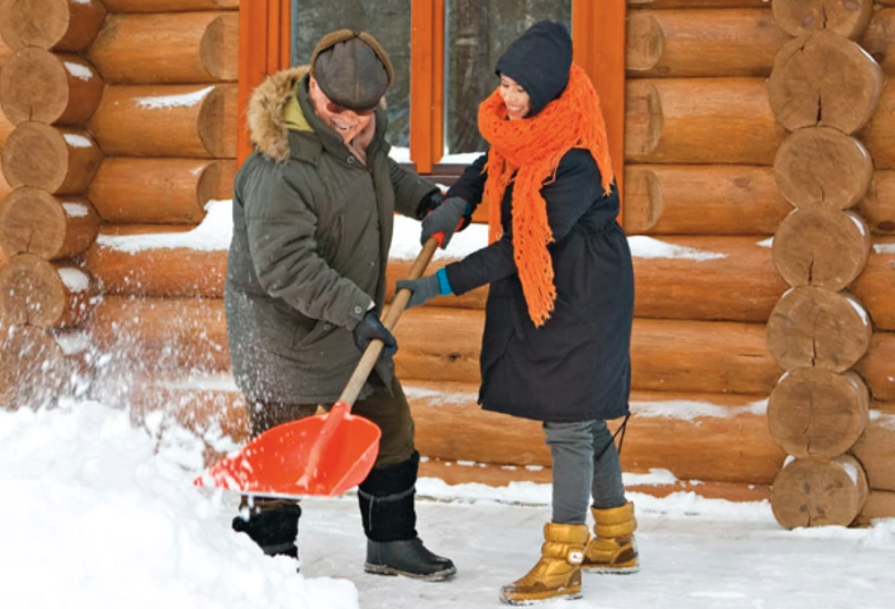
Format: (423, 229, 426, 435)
(358, 453, 456, 581)
(232, 498, 301, 560)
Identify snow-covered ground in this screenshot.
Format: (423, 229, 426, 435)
(2, 398, 894, 609)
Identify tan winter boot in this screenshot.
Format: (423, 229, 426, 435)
(581, 501, 639, 574)
(499, 523, 590, 605)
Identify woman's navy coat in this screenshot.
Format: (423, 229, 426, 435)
(444, 150, 634, 423)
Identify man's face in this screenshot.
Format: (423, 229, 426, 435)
(309, 77, 375, 145)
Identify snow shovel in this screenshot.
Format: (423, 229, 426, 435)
(194, 236, 442, 499)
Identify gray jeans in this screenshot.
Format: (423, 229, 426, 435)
(543, 420, 627, 525)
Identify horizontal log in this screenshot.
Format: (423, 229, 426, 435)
(625, 78, 787, 165)
(628, 235, 787, 322)
(623, 165, 790, 235)
(88, 159, 235, 223)
(88, 84, 238, 158)
(626, 9, 788, 78)
(0, 254, 94, 328)
(88, 12, 238, 84)
(85, 229, 225, 298)
(81, 295, 895, 423)
(98, 228, 786, 323)
(0, 189, 100, 259)
(100, 0, 238, 11)
(771, 455, 868, 528)
(852, 239, 895, 330)
(89, 296, 229, 373)
(856, 333, 895, 403)
(0, 323, 67, 408)
(0, 123, 103, 194)
(859, 85, 895, 169)
(861, 9, 895, 75)
(417, 458, 772, 503)
(859, 172, 895, 235)
(86, 298, 782, 394)
(0, 0, 106, 52)
(856, 490, 895, 525)
(852, 413, 895, 492)
(0, 49, 103, 126)
(405, 381, 784, 485)
(0, 171, 10, 202)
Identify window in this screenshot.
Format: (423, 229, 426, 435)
(444, 0, 572, 158)
(291, 0, 412, 150)
(240, 0, 624, 196)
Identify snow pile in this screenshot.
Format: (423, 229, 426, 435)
(96, 200, 233, 253)
(0, 399, 358, 609)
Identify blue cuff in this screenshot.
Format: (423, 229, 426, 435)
(436, 268, 453, 295)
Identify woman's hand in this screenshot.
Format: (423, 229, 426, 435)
(420, 196, 470, 249)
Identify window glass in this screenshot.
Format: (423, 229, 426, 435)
(292, 0, 412, 150)
(443, 0, 572, 159)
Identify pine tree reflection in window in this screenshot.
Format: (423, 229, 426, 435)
(292, 0, 412, 150)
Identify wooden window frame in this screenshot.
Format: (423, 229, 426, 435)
(240, 0, 625, 201)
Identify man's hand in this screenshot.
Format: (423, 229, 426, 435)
(352, 311, 398, 357)
(421, 196, 469, 249)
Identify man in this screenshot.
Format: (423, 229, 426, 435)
(224, 29, 455, 581)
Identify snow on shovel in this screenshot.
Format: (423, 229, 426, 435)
(194, 236, 442, 499)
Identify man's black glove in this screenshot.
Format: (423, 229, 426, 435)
(396, 274, 441, 309)
(420, 196, 469, 249)
(352, 310, 397, 357)
(416, 190, 445, 220)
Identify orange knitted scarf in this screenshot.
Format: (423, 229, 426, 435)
(478, 63, 614, 327)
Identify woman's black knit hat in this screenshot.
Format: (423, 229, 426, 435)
(495, 21, 573, 117)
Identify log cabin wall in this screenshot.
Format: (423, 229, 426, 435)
(0, 1, 893, 515)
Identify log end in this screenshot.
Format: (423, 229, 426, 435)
(772, 0, 874, 40)
(0, 187, 67, 259)
(774, 127, 872, 210)
(202, 13, 239, 82)
(625, 11, 665, 74)
(767, 286, 873, 371)
(0, 253, 66, 327)
(772, 208, 870, 290)
(0, 47, 70, 125)
(0, 322, 67, 408)
(769, 32, 884, 135)
(1, 122, 69, 192)
(624, 82, 663, 159)
(771, 455, 869, 528)
(768, 368, 869, 458)
(621, 166, 663, 234)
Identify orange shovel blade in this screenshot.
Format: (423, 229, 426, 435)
(194, 412, 381, 498)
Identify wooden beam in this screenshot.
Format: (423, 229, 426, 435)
(574, 0, 626, 206)
(237, 0, 291, 167)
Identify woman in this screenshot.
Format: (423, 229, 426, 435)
(397, 21, 637, 604)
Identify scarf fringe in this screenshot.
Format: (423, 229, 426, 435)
(479, 64, 613, 327)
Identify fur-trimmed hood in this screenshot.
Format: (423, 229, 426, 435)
(247, 66, 310, 162)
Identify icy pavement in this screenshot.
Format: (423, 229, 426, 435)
(292, 495, 895, 609)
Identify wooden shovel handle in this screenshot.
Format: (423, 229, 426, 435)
(337, 236, 441, 409)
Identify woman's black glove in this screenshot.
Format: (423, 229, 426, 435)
(420, 196, 470, 249)
(352, 311, 397, 357)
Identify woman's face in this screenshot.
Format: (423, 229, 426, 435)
(499, 75, 531, 120)
(309, 77, 375, 144)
